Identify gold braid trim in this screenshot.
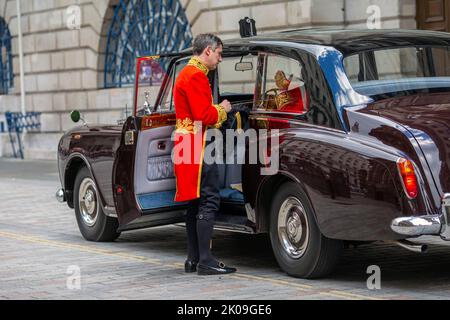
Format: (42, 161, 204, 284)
(235, 112, 243, 134)
(212, 104, 227, 129)
(175, 118, 201, 134)
(187, 57, 209, 75)
(275, 91, 293, 110)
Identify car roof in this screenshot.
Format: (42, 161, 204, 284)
(221, 28, 450, 55)
(147, 28, 450, 59)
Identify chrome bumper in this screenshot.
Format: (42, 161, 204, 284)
(391, 193, 450, 240)
(56, 188, 66, 203)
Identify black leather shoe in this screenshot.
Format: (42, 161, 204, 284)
(197, 262, 237, 275)
(184, 260, 198, 273)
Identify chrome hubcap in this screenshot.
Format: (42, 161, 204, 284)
(79, 178, 98, 227)
(278, 196, 309, 259)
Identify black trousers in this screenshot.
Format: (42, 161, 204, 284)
(185, 160, 221, 265)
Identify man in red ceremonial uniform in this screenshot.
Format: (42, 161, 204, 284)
(173, 34, 236, 275)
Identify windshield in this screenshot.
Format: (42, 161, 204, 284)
(343, 46, 450, 99)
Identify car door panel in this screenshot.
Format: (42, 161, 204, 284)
(134, 122, 187, 210)
(113, 54, 189, 228)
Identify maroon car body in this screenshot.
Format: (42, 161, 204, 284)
(57, 29, 450, 278)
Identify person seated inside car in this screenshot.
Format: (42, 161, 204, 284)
(267, 70, 308, 113)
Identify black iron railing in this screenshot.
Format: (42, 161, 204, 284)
(5, 112, 41, 159)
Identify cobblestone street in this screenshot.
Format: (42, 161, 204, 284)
(1, 158, 450, 300)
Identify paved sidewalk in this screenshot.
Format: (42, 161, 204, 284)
(1, 158, 450, 300)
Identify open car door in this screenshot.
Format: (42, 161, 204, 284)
(112, 55, 189, 232)
(113, 53, 256, 234)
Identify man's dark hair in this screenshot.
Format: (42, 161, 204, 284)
(192, 33, 223, 55)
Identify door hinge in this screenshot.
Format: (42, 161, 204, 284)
(125, 130, 135, 145)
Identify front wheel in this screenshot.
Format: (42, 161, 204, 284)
(269, 182, 342, 278)
(74, 167, 120, 242)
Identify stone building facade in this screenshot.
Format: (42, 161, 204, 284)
(0, 0, 417, 159)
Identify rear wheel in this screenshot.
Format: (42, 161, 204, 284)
(269, 182, 342, 278)
(74, 166, 120, 242)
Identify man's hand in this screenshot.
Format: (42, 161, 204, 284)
(220, 100, 232, 113)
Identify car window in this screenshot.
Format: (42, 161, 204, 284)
(159, 58, 188, 112)
(256, 53, 309, 114)
(135, 57, 168, 115)
(343, 46, 450, 98)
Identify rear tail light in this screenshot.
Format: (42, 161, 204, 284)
(397, 158, 418, 199)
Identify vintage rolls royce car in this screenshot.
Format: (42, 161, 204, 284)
(57, 29, 450, 278)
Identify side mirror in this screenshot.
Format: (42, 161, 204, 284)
(70, 110, 86, 125)
(70, 110, 80, 123)
(235, 62, 253, 72)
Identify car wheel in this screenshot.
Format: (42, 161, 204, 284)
(269, 182, 342, 278)
(74, 166, 120, 242)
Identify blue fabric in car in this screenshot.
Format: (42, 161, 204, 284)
(219, 188, 244, 202)
(137, 190, 187, 210)
(138, 188, 244, 210)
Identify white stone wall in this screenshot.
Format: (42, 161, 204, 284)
(0, 0, 417, 159)
(343, 0, 416, 29)
(188, 0, 416, 38)
(2, 0, 114, 114)
(189, 0, 344, 39)
(0, 0, 128, 159)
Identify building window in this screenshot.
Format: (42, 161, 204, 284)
(104, 0, 193, 88)
(0, 17, 13, 95)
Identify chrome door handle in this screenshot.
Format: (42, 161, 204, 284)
(157, 141, 166, 150)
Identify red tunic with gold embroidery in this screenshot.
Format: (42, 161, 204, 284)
(173, 57, 227, 202)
